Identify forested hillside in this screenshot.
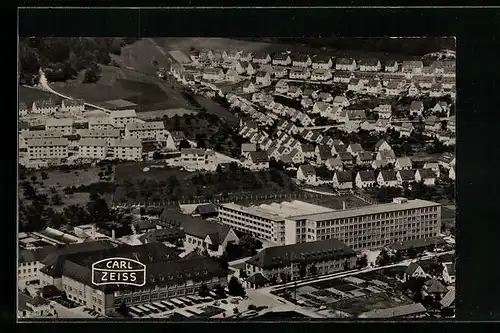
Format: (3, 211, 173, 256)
(19, 37, 139, 85)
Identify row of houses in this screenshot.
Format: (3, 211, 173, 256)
(19, 99, 85, 117)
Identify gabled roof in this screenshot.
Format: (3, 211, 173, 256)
(333, 144, 347, 153)
(250, 151, 269, 163)
(440, 287, 456, 308)
(335, 171, 352, 182)
(378, 150, 396, 160)
(338, 152, 354, 161)
(312, 55, 332, 63)
(358, 151, 374, 161)
(337, 57, 355, 65)
(241, 143, 257, 152)
(246, 238, 354, 270)
(301, 143, 315, 153)
(417, 168, 436, 179)
(357, 170, 376, 182)
(348, 143, 364, 153)
(398, 169, 416, 181)
(405, 262, 423, 275)
(444, 262, 456, 276)
(374, 139, 390, 150)
(298, 165, 316, 176)
(326, 157, 342, 167)
(424, 279, 448, 293)
(318, 147, 333, 160)
(380, 170, 397, 181)
(397, 157, 413, 168)
(246, 272, 269, 286)
(292, 54, 310, 62)
(410, 101, 424, 110)
(359, 58, 380, 66)
(194, 203, 218, 216)
(273, 53, 290, 61)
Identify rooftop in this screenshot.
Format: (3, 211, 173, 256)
(109, 138, 142, 148)
(126, 121, 165, 131)
(358, 303, 427, 319)
(109, 109, 137, 118)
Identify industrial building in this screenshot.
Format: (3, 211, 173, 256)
(218, 198, 441, 250)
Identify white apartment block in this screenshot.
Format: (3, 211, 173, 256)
(79, 129, 121, 145)
(218, 198, 441, 250)
(125, 121, 167, 141)
(60, 99, 85, 113)
(78, 138, 108, 160)
(108, 138, 142, 161)
(109, 109, 137, 128)
(32, 100, 57, 115)
(179, 148, 215, 167)
(88, 116, 114, 131)
(45, 118, 74, 135)
(26, 138, 69, 160)
(19, 130, 63, 149)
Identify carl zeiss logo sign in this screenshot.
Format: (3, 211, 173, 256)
(92, 257, 146, 287)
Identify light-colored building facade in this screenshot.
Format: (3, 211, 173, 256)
(88, 116, 114, 131)
(60, 99, 85, 113)
(108, 138, 142, 161)
(125, 121, 167, 141)
(109, 109, 138, 128)
(45, 118, 74, 135)
(78, 138, 108, 160)
(79, 129, 121, 145)
(26, 138, 69, 160)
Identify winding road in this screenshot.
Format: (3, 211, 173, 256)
(38, 70, 112, 113)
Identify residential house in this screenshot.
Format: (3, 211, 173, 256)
(430, 83, 445, 97)
(287, 86, 303, 98)
(289, 67, 311, 80)
(395, 157, 413, 170)
(301, 97, 314, 109)
(424, 116, 441, 132)
(241, 143, 257, 158)
(109, 109, 137, 128)
(60, 99, 85, 113)
(442, 262, 456, 285)
(448, 166, 456, 180)
(397, 169, 416, 185)
(447, 116, 456, 133)
(331, 144, 347, 156)
(301, 144, 316, 159)
(333, 96, 350, 108)
(376, 149, 397, 164)
(243, 81, 258, 94)
(401, 61, 424, 76)
(272, 67, 288, 79)
(423, 162, 441, 177)
(45, 118, 73, 135)
(356, 151, 374, 166)
(319, 136, 334, 147)
(246, 151, 270, 170)
(374, 139, 392, 152)
(125, 121, 167, 141)
(344, 110, 367, 132)
(437, 153, 455, 170)
(318, 92, 333, 103)
(335, 58, 357, 71)
(225, 69, 240, 82)
(203, 67, 225, 81)
(325, 157, 343, 171)
(272, 53, 292, 66)
(179, 148, 215, 167)
(316, 146, 333, 164)
(108, 138, 143, 161)
(347, 143, 364, 157)
(255, 71, 272, 86)
(32, 100, 57, 115)
(240, 52, 253, 62)
(78, 138, 108, 160)
(311, 55, 333, 69)
(366, 79, 383, 94)
(275, 80, 289, 94)
(333, 71, 354, 83)
(333, 171, 353, 190)
(313, 102, 332, 115)
(348, 78, 364, 92)
(408, 83, 420, 97)
(415, 168, 436, 186)
(19, 102, 29, 117)
(422, 279, 448, 300)
(358, 59, 381, 72)
(18, 295, 57, 318)
(404, 262, 427, 282)
(234, 61, 248, 75)
(361, 120, 375, 132)
(385, 60, 398, 72)
(223, 50, 242, 61)
(245, 62, 257, 75)
(372, 159, 388, 169)
(355, 170, 376, 188)
(385, 80, 405, 96)
(292, 54, 312, 68)
(338, 152, 354, 166)
(252, 53, 271, 65)
(289, 148, 305, 164)
(410, 101, 424, 117)
(377, 170, 398, 187)
(399, 122, 414, 137)
(374, 118, 390, 133)
(310, 69, 332, 81)
(431, 102, 450, 115)
(297, 165, 317, 185)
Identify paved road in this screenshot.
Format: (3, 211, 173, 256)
(38, 70, 112, 113)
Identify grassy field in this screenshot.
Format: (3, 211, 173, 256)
(19, 86, 64, 105)
(152, 37, 272, 53)
(33, 167, 102, 188)
(329, 291, 413, 316)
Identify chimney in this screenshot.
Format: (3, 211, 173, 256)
(111, 229, 116, 240)
(342, 201, 346, 210)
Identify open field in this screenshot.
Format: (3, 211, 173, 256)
(169, 50, 191, 64)
(152, 37, 272, 53)
(329, 290, 413, 316)
(19, 86, 64, 105)
(137, 108, 198, 120)
(32, 167, 102, 188)
(194, 96, 239, 126)
(114, 163, 200, 183)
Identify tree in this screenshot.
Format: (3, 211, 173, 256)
(30, 175, 37, 183)
(51, 194, 63, 206)
(343, 260, 351, 271)
(41, 171, 49, 180)
(198, 283, 210, 297)
(228, 276, 246, 297)
(215, 284, 226, 299)
(308, 264, 318, 275)
(376, 248, 392, 266)
(87, 196, 111, 222)
(83, 62, 101, 83)
(233, 307, 239, 314)
(178, 139, 191, 149)
(356, 254, 368, 268)
(298, 262, 307, 279)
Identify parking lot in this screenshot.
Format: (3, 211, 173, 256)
(272, 266, 411, 317)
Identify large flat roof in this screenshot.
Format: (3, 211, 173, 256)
(220, 203, 285, 222)
(290, 199, 440, 221)
(258, 200, 334, 218)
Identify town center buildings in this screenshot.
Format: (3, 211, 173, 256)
(218, 198, 441, 251)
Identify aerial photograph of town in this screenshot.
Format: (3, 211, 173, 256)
(18, 37, 456, 320)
